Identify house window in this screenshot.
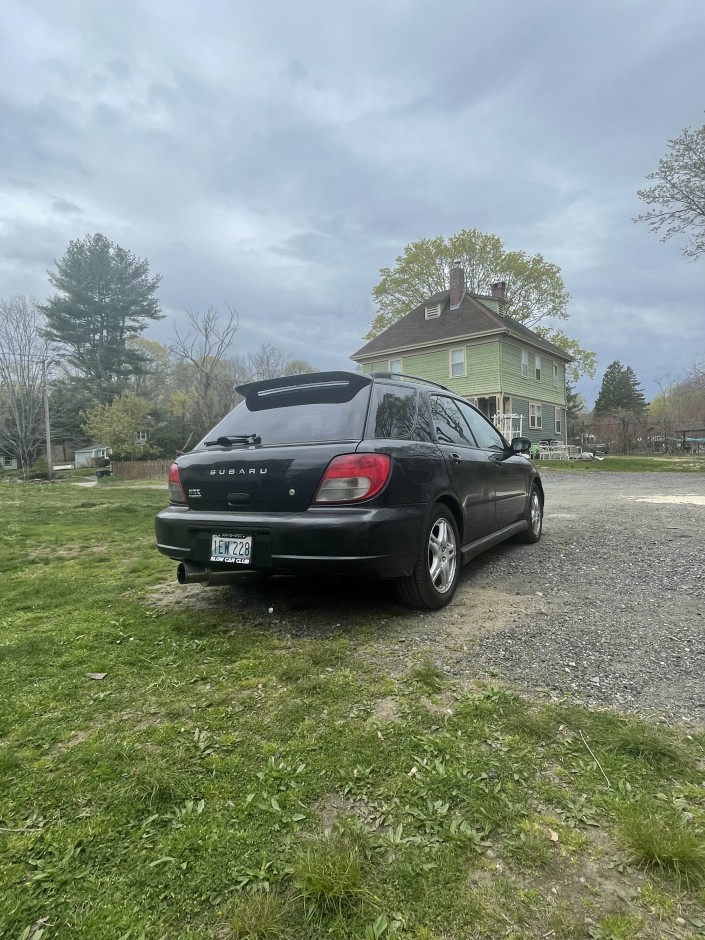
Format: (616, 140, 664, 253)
(521, 350, 528, 378)
(535, 356, 542, 381)
(135, 430, 148, 442)
(389, 358, 401, 374)
(552, 363, 558, 387)
(450, 347, 465, 377)
(529, 402, 542, 429)
(2, 457, 13, 468)
(555, 407, 564, 434)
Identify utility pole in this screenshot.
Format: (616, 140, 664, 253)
(42, 358, 52, 481)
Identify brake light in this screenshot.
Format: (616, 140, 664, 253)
(313, 453, 391, 504)
(168, 463, 187, 505)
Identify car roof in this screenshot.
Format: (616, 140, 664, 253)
(368, 371, 452, 393)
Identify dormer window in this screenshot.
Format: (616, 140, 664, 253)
(425, 303, 441, 320)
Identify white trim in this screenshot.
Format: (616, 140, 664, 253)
(555, 406, 564, 435)
(450, 347, 466, 377)
(529, 401, 543, 429)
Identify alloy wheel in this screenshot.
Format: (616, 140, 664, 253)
(428, 517, 457, 593)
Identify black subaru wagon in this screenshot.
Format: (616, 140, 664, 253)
(155, 371, 543, 609)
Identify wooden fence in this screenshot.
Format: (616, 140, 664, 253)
(111, 459, 172, 481)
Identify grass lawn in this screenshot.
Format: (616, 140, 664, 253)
(1, 482, 704, 940)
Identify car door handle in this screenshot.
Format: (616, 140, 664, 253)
(449, 452, 463, 465)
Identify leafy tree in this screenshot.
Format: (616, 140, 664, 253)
(635, 120, 705, 259)
(593, 361, 648, 416)
(0, 296, 51, 475)
(81, 391, 156, 459)
(39, 233, 163, 403)
(649, 373, 705, 449)
(367, 229, 595, 379)
(284, 358, 318, 376)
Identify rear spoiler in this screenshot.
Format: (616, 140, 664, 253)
(236, 371, 371, 411)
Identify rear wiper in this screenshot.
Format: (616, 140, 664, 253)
(203, 433, 262, 447)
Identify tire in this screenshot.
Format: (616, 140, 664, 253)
(396, 505, 460, 609)
(517, 483, 543, 544)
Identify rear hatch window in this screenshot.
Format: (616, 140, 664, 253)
(199, 372, 371, 447)
(179, 373, 373, 513)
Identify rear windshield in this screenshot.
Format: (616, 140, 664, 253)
(197, 384, 372, 446)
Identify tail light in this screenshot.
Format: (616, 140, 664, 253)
(168, 463, 187, 505)
(313, 453, 391, 504)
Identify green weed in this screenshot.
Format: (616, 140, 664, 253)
(619, 807, 705, 883)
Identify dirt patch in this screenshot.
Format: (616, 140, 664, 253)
(622, 493, 705, 505)
(441, 587, 544, 645)
(370, 696, 400, 722)
(54, 729, 91, 751)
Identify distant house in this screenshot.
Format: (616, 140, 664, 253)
(74, 445, 111, 468)
(351, 264, 573, 444)
(1, 452, 18, 471)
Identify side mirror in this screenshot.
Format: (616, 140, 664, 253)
(510, 436, 532, 454)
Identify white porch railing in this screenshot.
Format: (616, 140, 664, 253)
(494, 413, 523, 439)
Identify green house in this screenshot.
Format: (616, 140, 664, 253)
(351, 265, 573, 444)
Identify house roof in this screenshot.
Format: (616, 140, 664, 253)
(351, 291, 573, 362)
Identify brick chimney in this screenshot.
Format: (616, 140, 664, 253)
(490, 281, 507, 313)
(449, 262, 465, 309)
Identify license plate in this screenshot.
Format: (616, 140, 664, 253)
(210, 534, 252, 565)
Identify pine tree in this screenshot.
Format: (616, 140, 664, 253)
(566, 382, 584, 425)
(593, 361, 648, 415)
(39, 234, 163, 403)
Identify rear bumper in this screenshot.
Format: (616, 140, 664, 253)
(154, 504, 426, 580)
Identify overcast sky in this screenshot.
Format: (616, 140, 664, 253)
(1, 0, 703, 406)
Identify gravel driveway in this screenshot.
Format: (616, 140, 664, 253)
(154, 470, 705, 726)
(458, 470, 705, 725)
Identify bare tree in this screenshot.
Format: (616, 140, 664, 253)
(231, 343, 318, 384)
(686, 357, 705, 390)
(170, 306, 240, 437)
(635, 121, 705, 259)
(0, 296, 51, 475)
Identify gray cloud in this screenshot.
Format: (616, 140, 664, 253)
(1, 0, 704, 403)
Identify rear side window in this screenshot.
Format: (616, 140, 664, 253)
(200, 385, 371, 446)
(365, 384, 432, 441)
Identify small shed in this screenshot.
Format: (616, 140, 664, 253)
(1, 453, 19, 470)
(75, 445, 111, 468)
